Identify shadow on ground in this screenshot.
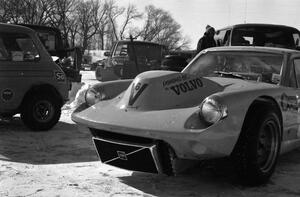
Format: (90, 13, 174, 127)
(0, 116, 98, 165)
(119, 149, 300, 197)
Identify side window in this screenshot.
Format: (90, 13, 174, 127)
(214, 30, 226, 46)
(293, 59, 300, 88)
(293, 33, 300, 47)
(0, 33, 40, 62)
(223, 30, 231, 45)
(114, 43, 128, 56)
(289, 60, 297, 88)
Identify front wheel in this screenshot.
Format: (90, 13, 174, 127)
(232, 111, 281, 185)
(21, 94, 61, 131)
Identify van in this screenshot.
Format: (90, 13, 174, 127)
(0, 23, 69, 131)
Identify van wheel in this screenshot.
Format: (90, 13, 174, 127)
(232, 110, 281, 185)
(21, 94, 61, 131)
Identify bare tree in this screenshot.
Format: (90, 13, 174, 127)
(106, 0, 125, 41)
(21, 0, 56, 25)
(138, 5, 190, 50)
(76, 0, 106, 53)
(0, 0, 10, 22)
(97, 19, 109, 50)
(0, 0, 26, 23)
(48, 0, 77, 41)
(0, 0, 56, 25)
(0, 1, 191, 50)
(67, 14, 79, 48)
(119, 4, 142, 40)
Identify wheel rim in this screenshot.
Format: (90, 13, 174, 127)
(33, 100, 55, 123)
(257, 118, 279, 173)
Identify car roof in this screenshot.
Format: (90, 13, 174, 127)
(206, 46, 300, 55)
(19, 24, 61, 33)
(117, 40, 163, 46)
(0, 23, 35, 34)
(218, 23, 299, 32)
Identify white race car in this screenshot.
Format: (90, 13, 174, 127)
(72, 46, 300, 185)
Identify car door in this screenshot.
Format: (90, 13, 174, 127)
(292, 58, 300, 138)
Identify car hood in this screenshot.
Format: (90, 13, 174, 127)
(114, 71, 277, 110)
(113, 71, 223, 111)
(87, 71, 276, 112)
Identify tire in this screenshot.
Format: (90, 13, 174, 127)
(232, 110, 281, 185)
(21, 93, 61, 131)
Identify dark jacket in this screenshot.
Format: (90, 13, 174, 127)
(196, 33, 216, 54)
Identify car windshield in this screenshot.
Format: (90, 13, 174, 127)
(183, 51, 283, 84)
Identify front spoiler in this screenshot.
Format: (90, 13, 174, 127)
(93, 137, 164, 174)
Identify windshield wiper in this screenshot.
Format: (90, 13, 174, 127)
(213, 71, 245, 80)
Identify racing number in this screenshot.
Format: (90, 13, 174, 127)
(54, 71, 65, 82)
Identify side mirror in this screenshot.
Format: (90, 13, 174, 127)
(104, 51, 111, 57)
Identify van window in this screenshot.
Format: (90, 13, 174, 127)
(0, 33, 40, 61)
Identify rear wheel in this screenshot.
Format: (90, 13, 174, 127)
(233, 110, 281, 185)
(21, 94, 61, 131)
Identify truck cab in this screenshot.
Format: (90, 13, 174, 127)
(95, 40, 167, 81)
(0, 23, 69, 131)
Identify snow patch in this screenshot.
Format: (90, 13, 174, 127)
(63, 82, 90, 110)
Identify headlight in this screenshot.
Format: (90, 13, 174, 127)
(85, 88, 103, 106)
(199, 96, 228, 125)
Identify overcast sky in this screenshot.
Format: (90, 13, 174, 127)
(117, 0, 300, 49)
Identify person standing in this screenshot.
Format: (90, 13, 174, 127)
(196, 25, 216, 55)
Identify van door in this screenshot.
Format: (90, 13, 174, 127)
(0, 32, 48, 113)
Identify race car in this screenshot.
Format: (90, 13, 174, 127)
(72, 46, 300, 185)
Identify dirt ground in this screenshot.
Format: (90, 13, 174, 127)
(1, 71, 300, 197)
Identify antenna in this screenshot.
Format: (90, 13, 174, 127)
(244, 0, 247, 23)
